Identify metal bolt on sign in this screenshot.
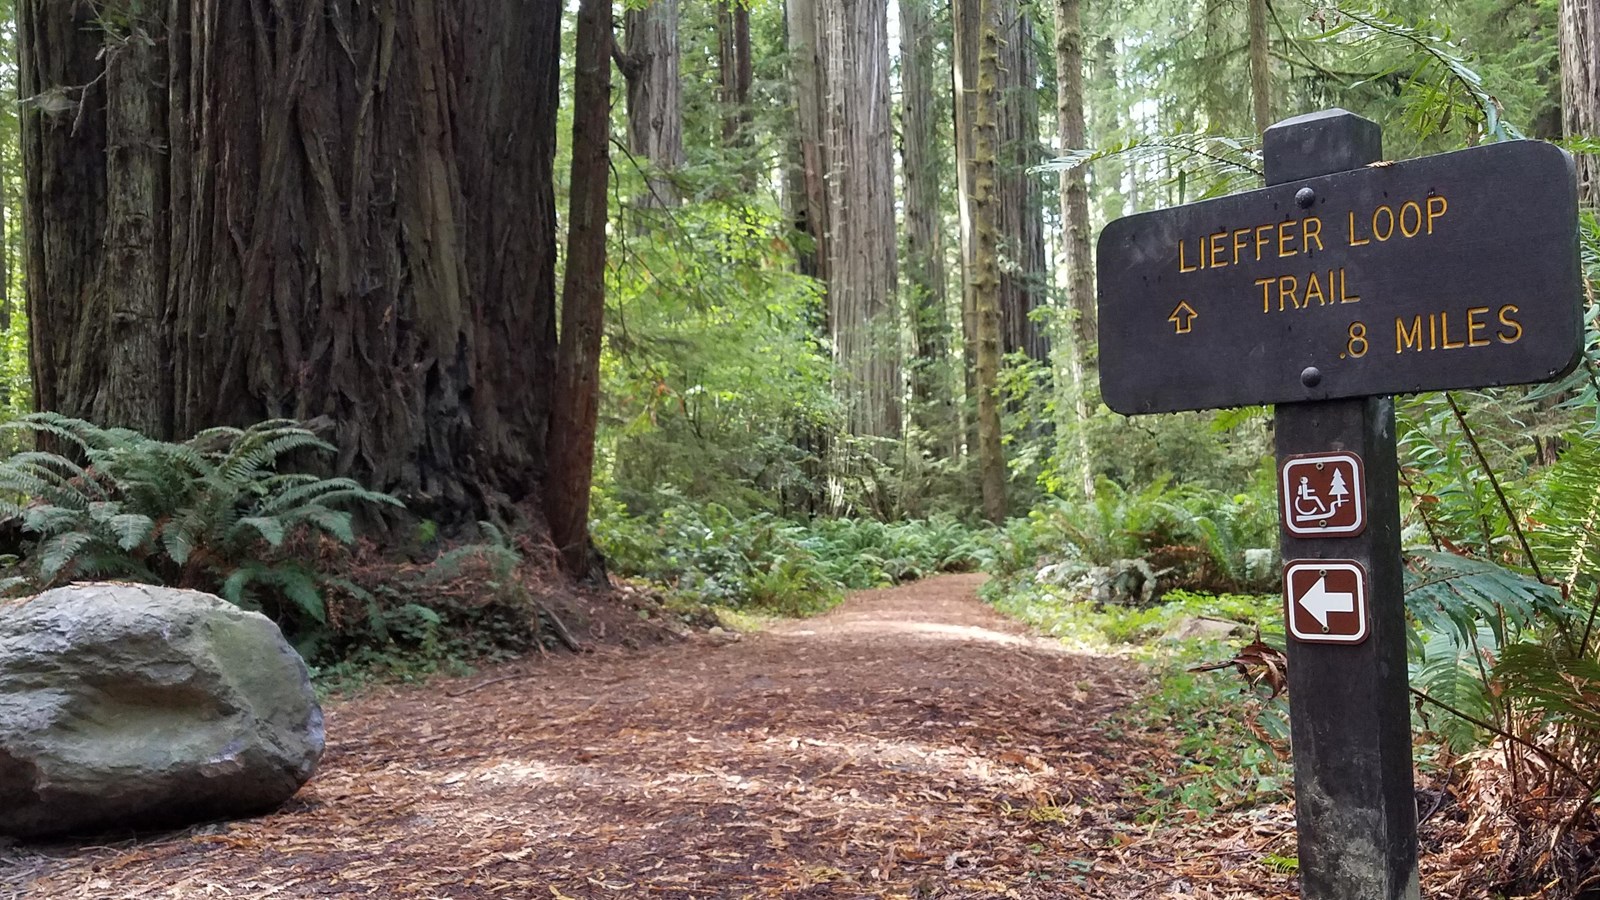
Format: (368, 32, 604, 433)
(1095, 108, 1582, 900)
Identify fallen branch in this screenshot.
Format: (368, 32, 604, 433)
(539, 603, 585, 653)
(446, 671, 537, 699)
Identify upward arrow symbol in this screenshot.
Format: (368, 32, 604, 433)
(1297, 575, 1355, 629)
(1168, 301, 1198, 334)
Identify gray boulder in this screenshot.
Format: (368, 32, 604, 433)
(0, 583, 324, 838)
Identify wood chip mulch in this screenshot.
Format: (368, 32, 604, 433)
(2, 575, 1314, 898)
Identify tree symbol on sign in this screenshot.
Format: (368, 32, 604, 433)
(1327, 468, 1348, 512)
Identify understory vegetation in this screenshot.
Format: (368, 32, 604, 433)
(0, 0, 1595, 895)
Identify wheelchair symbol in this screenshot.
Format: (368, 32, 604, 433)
(1293, 468, 1349, 525)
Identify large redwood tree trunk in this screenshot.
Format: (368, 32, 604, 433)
(621, 0, 683, 208)
(996, 5, 1048, 363)
(790, 0, 901, 444)
(899, 0, 951, 452)
(21, 0, 562, 528)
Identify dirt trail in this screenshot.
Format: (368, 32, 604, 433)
(2, 576, 1296, 899)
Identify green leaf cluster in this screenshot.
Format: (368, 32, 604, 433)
(0, 414, 400, 631)
(593, 494, 988, 615)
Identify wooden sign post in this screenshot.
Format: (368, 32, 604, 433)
(1266, 112, 1418, 900)
(1095, 108, 1583, 900)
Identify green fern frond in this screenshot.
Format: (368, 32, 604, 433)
(256, 476, 400, 515)
(1527, 437, 1600, 597)
(222, 564, 326, 624)
(1409, 627, 1495, 752)
(1494, 641, 1600, 732)
(107, 513, 156, 551)
(300, 508, 355, 544)
(233, 515, 287, 548)
(1311, 4, 1522, 143)
(0, 413, 104, 454)
(162, 525, 195, 566)
(22, 504, 90, 536)
(1404, 549, 1569, 647)
(36, 531, 99, 580)
(1037, 133, 1262, 202)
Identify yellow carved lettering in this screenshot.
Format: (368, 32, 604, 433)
(1178, 238, 1198, 273)
(1304, 271, 1326, 307)
(1426, 195, 1447, 233)
(1278, 275, 1300, 310)
(1498, 305, 1523, 343)
(1396, 316, 1424, 353)
(1467, 306, 1491, 347)
(1399, 201, 1423, 238)
(1256, 277, 1275, 313)
(1348, 210, 1370, 247)
(1372, 205, 1395, 241)
(1278, 220, 1298, 258)
(1339, 268, 1360, 303)
(1303, 216, 1324, 253)
(1209, 230, 1229, 268)
(1440, 311, 1466, 349)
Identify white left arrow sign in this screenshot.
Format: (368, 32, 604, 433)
(1297, 575, 1355, 629)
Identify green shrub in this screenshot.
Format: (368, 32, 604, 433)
(593, 497, 988, 614)
(0, 414, 400, 635)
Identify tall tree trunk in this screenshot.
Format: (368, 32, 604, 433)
(899, 0, 950, 450)
(996, 5, 1047, 362)
(547, 0, 612, 579)
(1248, 0, 1271, 133)
(787, 0, 829, 285)
(804, 0, 901, 443)
(1055, 0, 1095, 500)
(952, 0, 981, 457)
(973, 0, 1007, 523)
(1561, 0, 1600, 200)
(621, 0, 682, 208)
(1202, 0, 1228, 131)
(22, 0, 563, 530)
(718, 1, 752, 146)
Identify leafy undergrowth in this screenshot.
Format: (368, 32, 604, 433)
(593, 498, 991, 616)
(983, 555, 1600, 898)
(983, 576, 1295, 828)
(308, 527, 718, 697)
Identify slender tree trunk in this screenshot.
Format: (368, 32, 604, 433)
(1055, 0, 1095, 353)
(952, 0, 981, 458)
(899, 0, 950, 450)
(621, 0, 682, 209)
(23, 0, 564, 530)
(547, 0, 612, 579)
(718, 1, 752, 146)
(1055, 0, 1095, 500)
(1248, 0, 1271, 133)
(996, 4, 1047, 362)
(974, 0, 1007, 523)
(1561, 0, 1600, 200)
(787, 0, 829, 285)
(1202, 0, 1228, 131)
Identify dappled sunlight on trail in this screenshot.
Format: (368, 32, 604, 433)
(3, 576, 1301, 899)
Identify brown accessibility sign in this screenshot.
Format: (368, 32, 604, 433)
(1280, 452, 1365, 537)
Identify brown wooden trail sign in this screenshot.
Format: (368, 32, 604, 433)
(1094, 109, 1585, 900)
(1097, 132, 1581, 415)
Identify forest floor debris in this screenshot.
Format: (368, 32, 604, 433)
(0, 575, 1460, 898)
